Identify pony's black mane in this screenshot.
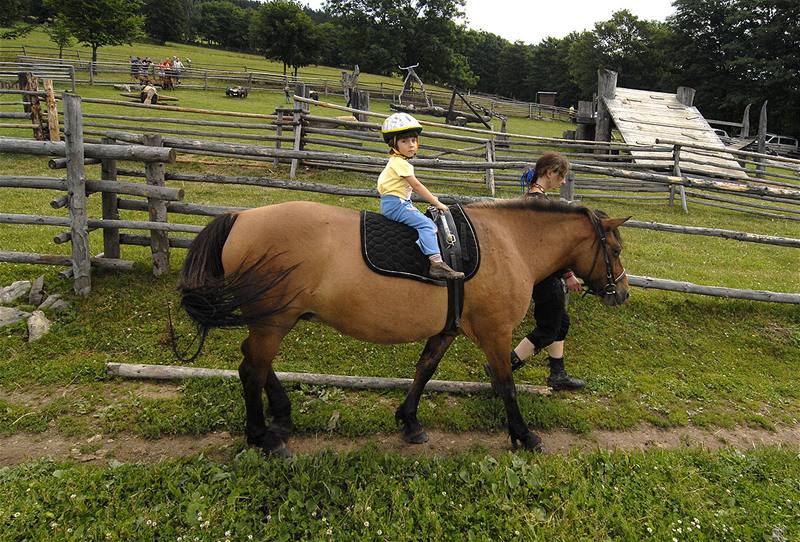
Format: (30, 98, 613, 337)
(467, 196, 592, 217)
(466, 197, 623, 244)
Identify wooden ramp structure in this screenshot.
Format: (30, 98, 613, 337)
(597, 72, 749, 180)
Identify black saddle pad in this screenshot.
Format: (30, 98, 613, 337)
(360, 204, 480, 285)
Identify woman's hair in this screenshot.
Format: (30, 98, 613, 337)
(533, 151, 570, 182)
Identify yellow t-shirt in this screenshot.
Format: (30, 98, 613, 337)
(377, 155, 414, 200)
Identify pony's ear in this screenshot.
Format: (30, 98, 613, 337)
(601, 216, 631, 230)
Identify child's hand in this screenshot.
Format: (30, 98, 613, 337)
(434, 201, 448, 211)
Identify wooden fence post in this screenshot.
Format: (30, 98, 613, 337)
(485, 140, 495, 196)
(274, 109, 284, 167)
(560, 171, 575, 202)
(62, 93, 91, 296)
(671, 144, 688, 213)
(44, 79, 60, 142)
(69, 65, 76, 92)
(594, 69, 617, 155)
(18, 72, 44, 141)
(676, 86, 696, 107)
(290, 83, 307, 179)
(101, 136, 120, 259)
(353, 91, 370, 123)
(144, 134, 169, 276)
(203, 71, 208, 91)
(755, 101, 767, 178)
(740, 103, 751, 138)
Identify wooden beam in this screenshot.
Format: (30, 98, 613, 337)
(628, 275, 800, 304)
(105, 362, 551, 395)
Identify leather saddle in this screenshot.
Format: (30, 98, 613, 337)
(360, 204, 480, 334)
(360, 204, 480, 286)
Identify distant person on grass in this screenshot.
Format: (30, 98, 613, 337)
(485, 151, 586, 391)
(377, 113, 463, 281)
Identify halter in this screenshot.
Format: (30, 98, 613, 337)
(584, 214, 626, 298)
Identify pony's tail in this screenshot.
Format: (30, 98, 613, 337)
(171, 213, 298, 362)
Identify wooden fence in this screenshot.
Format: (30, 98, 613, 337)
(1, 89, 798, 303)
(10, 79, 790, 219)
(2, 44, 574, 120)
(0, 93, 177, 295)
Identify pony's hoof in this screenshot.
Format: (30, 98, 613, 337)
(511, 433, 544, 453)
(404, 429, 429, 444)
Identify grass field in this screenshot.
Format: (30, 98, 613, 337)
(1, 30, 800, 541)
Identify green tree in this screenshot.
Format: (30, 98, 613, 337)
(251, 0, 318, 76)
(669, 0, 800, 136)
(190, 1, 252, 49)
(495, 41, 534, 99)
(0, 0, 28, 26)
(144, 0, 189, 45)
(44, 16, 75, 58)
(457, 29, 508, 94)
(45, 0, 144, 72)
(568, 10, 671, 98)
(528, 36, 580, 107)
(322, 0, 465, 82)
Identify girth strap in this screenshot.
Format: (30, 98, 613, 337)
(430, 207, 464, 335)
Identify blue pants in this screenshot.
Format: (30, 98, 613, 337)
(380, 196, 440, 256)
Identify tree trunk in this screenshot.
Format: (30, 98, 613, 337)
(91, 45, 98, 75)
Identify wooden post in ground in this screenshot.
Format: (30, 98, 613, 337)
(755, 101, 767, 178)
(69, 65, 75, 92)
(671, 144, 688, 213)
(575, 100, 595, 141)
(676, 86, 696, 107)
(18, 72, 45, 141)
(594, 69, 617, 155)
(560, 171, 576, 202)
(44, 79, 60, 142)
(485, 140, 495, 196)
(101, 136, 120, 259)
(290, 83, 307, 179)
(740, 103, 751, 138)
(62, 93, 91, 296)
(144, 134, 169, 276)
(274, 109, 284, 167)
(351, 91, 370, 123)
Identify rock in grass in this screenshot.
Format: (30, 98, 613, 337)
(27, 310, 51, 342)
(29, 276, 45, 307)
(49, 299, 71, 313)
(0, 307, 31, 328)
(38, 294, 62, 311)
(0, 281, 31, 305)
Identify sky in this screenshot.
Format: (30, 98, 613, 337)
(301, 0, 676, 44)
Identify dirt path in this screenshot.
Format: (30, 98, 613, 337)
(2, 424, 799, 466)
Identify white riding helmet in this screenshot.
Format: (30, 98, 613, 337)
(381, 112, 423, 146)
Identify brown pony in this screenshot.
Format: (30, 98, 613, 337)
(176, 197, 630, 456)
